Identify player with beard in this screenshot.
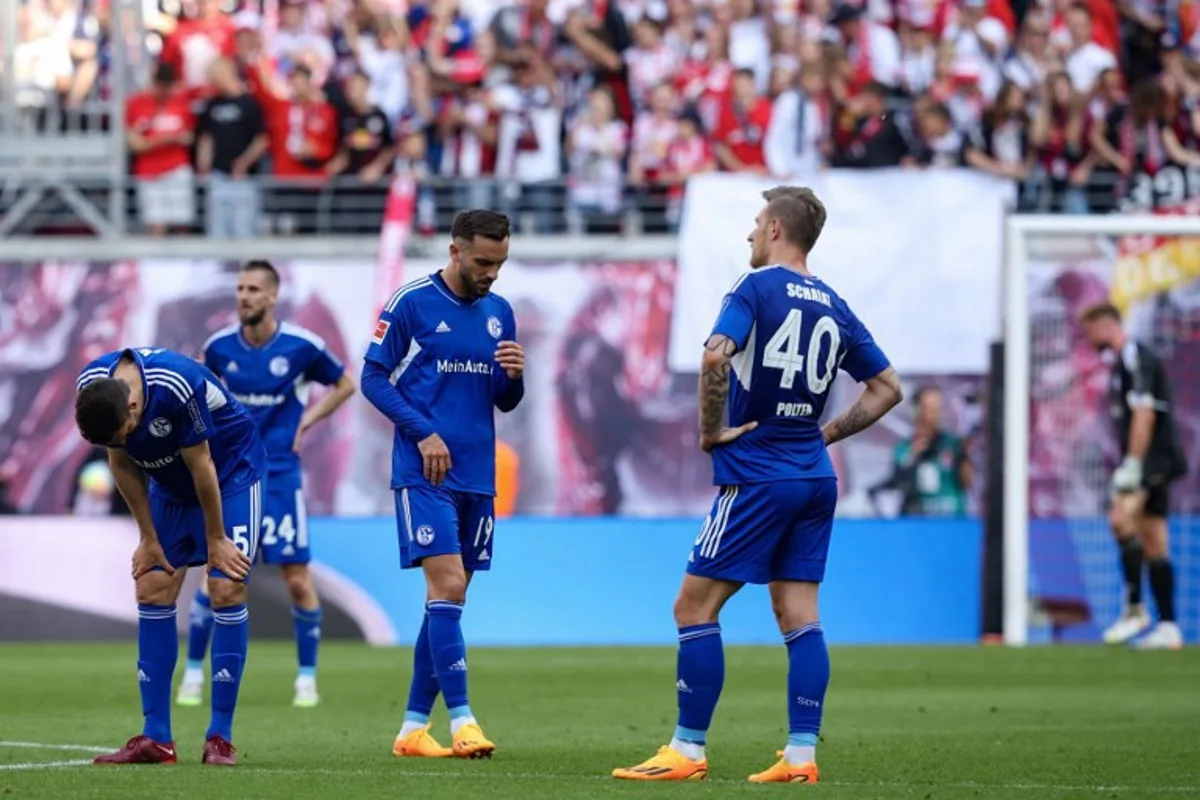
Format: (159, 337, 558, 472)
(362, 210, 524, 759)
(1080, 302, 1186, 650)
(178, 260, 357, 708)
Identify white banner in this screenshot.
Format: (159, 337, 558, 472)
(669, 170, 1016, 374)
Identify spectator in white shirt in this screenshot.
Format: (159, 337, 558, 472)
(1003, 11, 1053, 100)
(1063, 2, 1115, 94)
(765, 61, 828, 178)
(567, 86, 628, 227)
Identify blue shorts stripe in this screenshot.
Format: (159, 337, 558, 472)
(702, 486, 738, 559)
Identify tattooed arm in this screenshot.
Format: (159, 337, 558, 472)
(699, 334, 757, 452)
(821, 366, 903, 446)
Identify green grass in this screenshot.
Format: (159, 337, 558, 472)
(1, 643, 1199, 799)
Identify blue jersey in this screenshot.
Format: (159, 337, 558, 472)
(709, 266, 890, 485)
(202, 322, 345, 477)
(364, 273, 523, 495)
(76, 347, 267, 504)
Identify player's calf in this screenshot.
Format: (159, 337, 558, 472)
(205, 578, 249, 754)
(282, 563, 323, 708)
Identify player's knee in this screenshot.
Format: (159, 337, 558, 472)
(134, 570, 181, 606)
(283, 568, 313, 603)
(425, 569, 467, 604)
(207, 577, 248, 608)
(673, 592, 716, 627)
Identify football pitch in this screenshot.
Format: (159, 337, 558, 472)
(1, 643, 1198, 799)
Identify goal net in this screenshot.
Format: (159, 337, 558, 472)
(1004, 212, 1200, 646)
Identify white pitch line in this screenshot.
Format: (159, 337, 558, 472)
(239, 766, 1200, 793)
(0, 760, 94, 771)
(0, 741, 110, 753)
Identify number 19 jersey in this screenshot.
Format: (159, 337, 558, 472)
(709, 265, 890, 486)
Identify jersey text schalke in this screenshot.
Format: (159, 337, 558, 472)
(76, 347, 267, 503)
(709, 266, 890, 485)
(202, 322, 346, 477)
(366, 273, 520, 495)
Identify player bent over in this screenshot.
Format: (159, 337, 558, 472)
(75, 347, 266, 766)
(612, 187, 902, 783)
(178, 260, 357, 708)
(1079, 303, 1186, 650)
(362, 209, 524, 758)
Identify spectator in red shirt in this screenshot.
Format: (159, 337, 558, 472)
(264, 65, 338, 233)
(159, 0, 236, 100)
(712, 68, 773, 174)
(125, 62, 196, 236)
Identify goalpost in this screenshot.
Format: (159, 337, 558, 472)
(1003, 213, 1200, 646)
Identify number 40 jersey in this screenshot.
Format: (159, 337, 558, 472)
(708, 265, 891, 486)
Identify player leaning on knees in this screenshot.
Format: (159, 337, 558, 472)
(75, 347, 267, 766)
(178, 260, 357, 710)
(1079, 303, 1187, 650)
(361, 209, 524, 759)
(613, 187, 902, 784)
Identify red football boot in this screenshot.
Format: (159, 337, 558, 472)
(93, 735, 177, 765)
(201, 735, 238, 766)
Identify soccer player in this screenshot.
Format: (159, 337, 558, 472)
(612, 186, 902, 783)
(361, 209, 524, 759)
(1080, 302, 1186, 650)
(178, 260, 357, 708)
(75, 346, 266, 766)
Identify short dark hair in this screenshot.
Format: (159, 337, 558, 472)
(76, 379, 131, 446)
(451, 209, 511, 245)
(1078, 301, 1122, 324)
(241, 259, 280, 289)
(761, 186, 827, 254)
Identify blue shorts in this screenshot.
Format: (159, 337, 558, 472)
(394, 485, 494, 572)
(150, 478, 265, 582)
(256, 472, 310, 566)
(686, 478, 837, 585)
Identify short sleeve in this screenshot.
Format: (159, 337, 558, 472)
(709, 274, 756, 351)
(839, 308, 891, 382)
(305, 341, 346, 386)
(365, 298, 412, 371)
(202, 340, 221, 376)
(175, 369, 216, 448)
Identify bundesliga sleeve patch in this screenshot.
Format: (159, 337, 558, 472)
(372, 319, 391, 345)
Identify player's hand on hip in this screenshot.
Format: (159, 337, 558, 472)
(418, 433, 452, 486)
(292, 416, 314, 453)
(700, 421, 758, 453)
(131, 538, 175, 579)
(495, 341, 525, 380)
(207, 537, 251, 582)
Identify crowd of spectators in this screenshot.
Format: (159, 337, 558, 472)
(9, 0, 1200, 235)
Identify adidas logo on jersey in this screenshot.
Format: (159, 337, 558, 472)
(213, 668, 236, 683)
(436, 321, 452, 333)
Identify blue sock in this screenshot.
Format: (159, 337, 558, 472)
(785, 623, 829, 751)
(137, 603, 177, 744)
(426, 600, 470, 718)
(674, 623, 724, 746)
(293, 605, 322, 677)
(207, 603, 249, 741)
(185, 590, 214, 670)
(406, 613, 440, 717)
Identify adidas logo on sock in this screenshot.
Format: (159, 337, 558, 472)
(676, 679, 691, 693)
(137, 669, 150, 683)
(436, 321, 451, 333)
(213, 668, 235, 683)
(448, 658, 467, 672)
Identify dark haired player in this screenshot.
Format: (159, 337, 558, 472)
(1079, 302, 1186, 650)
(179, 260, 357, 709)
(613, 187, 902, 783)
(75, 346, 267, 766)
(362, 210, 524, 759)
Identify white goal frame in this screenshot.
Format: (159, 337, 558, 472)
(1002, 214, 1200, 646)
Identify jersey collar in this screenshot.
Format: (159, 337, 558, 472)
(117, 348, 149, 432)
(432, 271, 477, 307)
(237, 322, 282, 351)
